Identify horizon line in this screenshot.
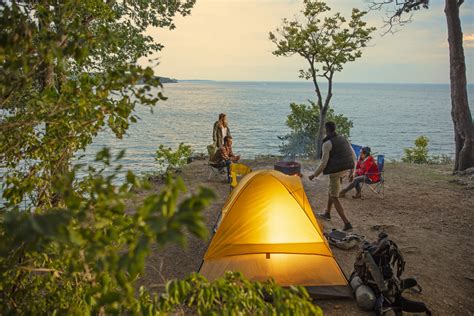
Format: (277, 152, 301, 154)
(176, 79, 474, 85)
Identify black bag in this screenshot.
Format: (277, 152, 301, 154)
(325, 229, 364, 250)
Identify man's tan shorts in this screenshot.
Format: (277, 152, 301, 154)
(328, 171, 347, 197)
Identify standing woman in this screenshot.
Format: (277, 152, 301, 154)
(213, 113, 231, 148)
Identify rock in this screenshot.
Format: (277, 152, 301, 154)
(464, 167, 474, 175)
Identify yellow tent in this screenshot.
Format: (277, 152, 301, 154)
(199, 170, 351, 298)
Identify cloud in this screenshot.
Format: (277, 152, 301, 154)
(464, 33, 474, 48)
(465, 33, 474, 41)
(144, 1, 473, 83)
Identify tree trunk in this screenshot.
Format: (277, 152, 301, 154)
(445, 0, 474, 172)
(316, 111, 326, 159)
(309, 63, 325, 159)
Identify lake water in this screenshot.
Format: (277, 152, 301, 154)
(83, 81, 473, 175)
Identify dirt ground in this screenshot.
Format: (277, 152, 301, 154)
(135, 158, 474, 315)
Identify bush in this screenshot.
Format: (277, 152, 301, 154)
(402, 136, 429, 164)
(156, 143, 193, 173)
(279, 101, 353, 158)
(402, 136, 452, 165)
(157, 272, 322, 315)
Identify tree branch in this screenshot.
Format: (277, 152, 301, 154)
(19, 267, 63, 275)
(367, 0, 429, 35)
(308, 60, 323, 109)
(323, 71, 334, 112)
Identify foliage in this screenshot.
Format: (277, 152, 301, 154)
(366, 0, 429, 34)
(0, 1, 322, 314)
(403, 136, 453, 165)
(269, 0, 375, 84)
(156, 272, 322, 315)
(279, 101, 353, 158)
(0, 149, 215, 314)
(0, 0, 195, 208)
(156, 143, 193, 173)
(269, 0, 375, 157)
(402, 136, 429, 164)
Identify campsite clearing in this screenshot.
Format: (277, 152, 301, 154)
(133, 158, 474, 315)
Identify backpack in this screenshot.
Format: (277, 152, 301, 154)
(350, 233, 431, 316)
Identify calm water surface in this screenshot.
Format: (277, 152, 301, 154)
(84, 81, 473, 175)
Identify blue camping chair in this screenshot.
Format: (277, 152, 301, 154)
(361, 154, 385, 199)
(351, 144, 362, 159)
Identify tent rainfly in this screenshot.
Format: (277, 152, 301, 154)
(199, 170, 352, 298)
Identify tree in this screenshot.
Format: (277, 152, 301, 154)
(0, 0, 204, 312)
(368, 0, 473, 172)
(0, 2, 321, 313)
(0, 0, 195, 207)
(269, 0, 375, 158)
(445, 0, 473, 172)
(279, 101, 353, 158)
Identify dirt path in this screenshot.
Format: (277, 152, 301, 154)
(136, 159, 474, 315)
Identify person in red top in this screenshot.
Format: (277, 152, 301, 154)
(340, 147, 380, 199)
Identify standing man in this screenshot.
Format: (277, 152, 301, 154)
(309, 121, 356, 231)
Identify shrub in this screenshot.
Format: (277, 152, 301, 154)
(156, 143, 193, 173)
(157, 272, 322, 315)
(279, 101, 353, 158)
(402, 136, 430, 164)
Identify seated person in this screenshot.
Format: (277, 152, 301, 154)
(340, 146, 380, 199)
(212, 136, 240, 181)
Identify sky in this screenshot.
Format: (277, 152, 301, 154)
(145, 0, 474, 84)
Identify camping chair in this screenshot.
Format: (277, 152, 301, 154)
(207, 144, 225, 181)
(351, 144, 362, 159)
(229, 163, 252, 190)
(344, 144, 363, 184)
(361, 154, 385, 199)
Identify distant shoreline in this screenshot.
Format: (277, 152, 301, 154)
(179, 79, 216, 82)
